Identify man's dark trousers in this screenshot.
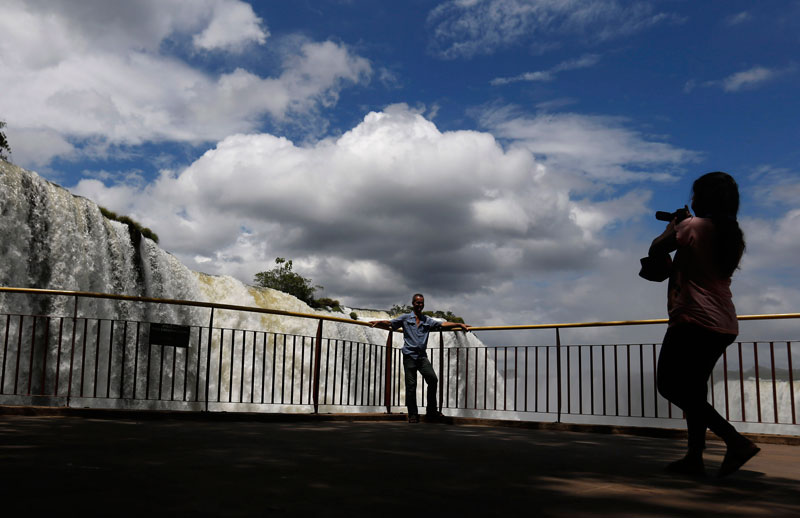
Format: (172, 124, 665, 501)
(403, 355, 438, 416)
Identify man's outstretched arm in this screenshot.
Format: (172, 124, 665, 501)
(440, 321, 471, 332)
(369, 320, 393, 330)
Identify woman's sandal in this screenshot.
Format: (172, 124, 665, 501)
(718, 441, 760, 478)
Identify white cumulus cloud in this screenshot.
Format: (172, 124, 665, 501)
(193, 0, 269, 51)
(722, 66, 779, 92)
(72, 105, 679, 307)
(479, 107, 699, 186)
(0, 0, 370, 168)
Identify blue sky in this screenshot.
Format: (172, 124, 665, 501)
(1, 0, 799, 339)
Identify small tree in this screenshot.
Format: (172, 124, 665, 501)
(0, 120, 10, 161)
(388, 303, 464, 323)
(389, 304, 412, 316)
(254, 257, 320, 306)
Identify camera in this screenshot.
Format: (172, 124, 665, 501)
(655, 205, 690, 223)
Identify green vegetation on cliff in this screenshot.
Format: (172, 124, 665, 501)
(99, 206, 159, 244)
(254, 257, 343, 312)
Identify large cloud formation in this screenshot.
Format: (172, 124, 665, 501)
(72, 105, 695, 317)
(0, 0, 371, 167)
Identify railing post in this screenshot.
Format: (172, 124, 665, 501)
(384, 330, 393, 413)
(556, 327, 562, 423)
(204, 308, 214, 412)
(313, 319, 323, 414)
(439, 330, 444, 412)
(66, 295, 79, 407)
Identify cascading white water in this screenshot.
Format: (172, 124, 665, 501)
(0, 162, 483, 412)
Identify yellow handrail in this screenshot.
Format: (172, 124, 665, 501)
(469, 313, 800, 331)
(1, 286, 798, 331)
(0, 286, 373, 327)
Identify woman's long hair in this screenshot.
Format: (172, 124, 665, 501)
(691, 172, 746, 277)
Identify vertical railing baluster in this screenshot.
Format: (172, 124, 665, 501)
(346, 341, 352, 406)
(788, 342, 796, 425)
(565, 344, 570, 415)
(240, 330, 246, 404)
(216, 329, 224, 403)
(228, 329, 235, 403)
(67, 295, 78, 406)
(107, 320, 114, 399)
(590, 345, 595, 415)
(545, 346, 549, 414)
(652, 343, 658, 418)
(1, 314, 10, 394)
(260, 333, 267, 404)
(723, 349, 730, 421)
(54, 318, 64, 397)
(754, 342, 762, 423)
(534, 347, 538, 413)
(601, 344, 606, 417)
(477, 348, 481, 410)
(483, 347, 488, 410)
(456, 346, 461, 410)
(194, 325, 202, 403)
(639, 344, 644, 417)
(614, 345, 619, 417)
(300, 336, 306, 405)
(158, 331, 165, 401)
(27, 316, 37, 395)
(512, 346, 517, 412)
(333, 340, 340, 407)
(770, 342, 778, 423)
(323, 339, 330, 405)
(384, 333, 392, 413)
(626, 345, 631, 417)
(14, 315, 25, 395)
(41, 318, 50, 396)
(204, 308, 214, 411)
(251, 331, 257, 404)
(500, 347, 506, 411)
(313, 320, 323, 413)
(579, 345, 583, 415)
(738, 342, 745, 422)
(120, 321, 128, 400)
(556, 328, 562, 423)
(290, 336, 297, 405)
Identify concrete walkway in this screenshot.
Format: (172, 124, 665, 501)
(0, 409, 798, 517)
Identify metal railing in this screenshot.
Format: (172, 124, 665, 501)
(419, 340, 798, 428)
(0, 287, 390, 413)
(1, 287, 798, 433)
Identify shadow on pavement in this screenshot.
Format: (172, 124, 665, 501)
(0, 415, 797, 517)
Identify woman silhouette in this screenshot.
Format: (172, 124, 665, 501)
(649, 172, 759, 478)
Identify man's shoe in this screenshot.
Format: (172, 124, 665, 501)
(664, 456, 706, 478)
(408, 414, 419, 423)
(425, 410, 445, 422)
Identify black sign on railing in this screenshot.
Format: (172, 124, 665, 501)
(149, 323, 191, 348)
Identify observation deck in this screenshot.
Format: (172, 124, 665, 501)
(1, 407, 798, 517)
(1, 287, 798, 515)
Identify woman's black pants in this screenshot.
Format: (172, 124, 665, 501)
(657, 323, 742, 453)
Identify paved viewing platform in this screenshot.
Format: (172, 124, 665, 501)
(1, 407, 798, 517)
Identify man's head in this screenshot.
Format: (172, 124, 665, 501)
(412, 293, 424, 314)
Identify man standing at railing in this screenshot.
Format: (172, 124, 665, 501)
(370, 293, 471, 423)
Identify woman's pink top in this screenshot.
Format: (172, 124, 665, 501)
(668, 217, 738, 335)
